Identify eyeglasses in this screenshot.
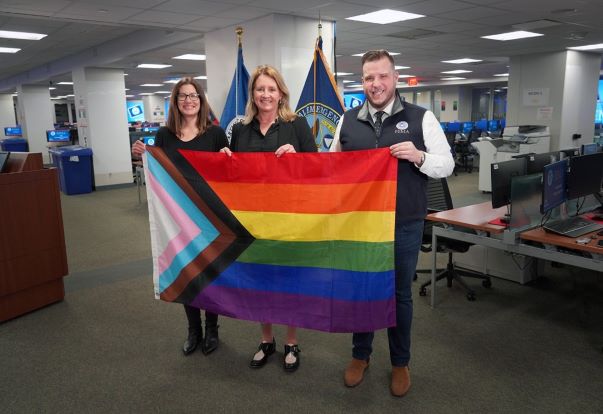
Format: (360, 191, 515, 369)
(177, 93, 200, 101)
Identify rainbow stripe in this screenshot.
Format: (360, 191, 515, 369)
(146, 147, 397, 332)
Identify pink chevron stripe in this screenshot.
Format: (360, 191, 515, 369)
(147, 168, 202, 275)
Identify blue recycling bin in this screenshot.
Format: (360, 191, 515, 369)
(1, 138, 29, 152)
(49, 145, 93, 195)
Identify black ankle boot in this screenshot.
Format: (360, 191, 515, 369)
(283, 344, 300, 372)
(202, 324, 219, 355)
(249, 338, 276, 368)
(183, 329, 201, 356)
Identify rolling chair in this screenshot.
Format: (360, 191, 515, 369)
(416, 177, 492, 301)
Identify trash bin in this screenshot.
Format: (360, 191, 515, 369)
(49, 145, 93, 195)
(0, 138, 29, 152)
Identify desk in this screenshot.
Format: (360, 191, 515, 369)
(426, 203, 602, 307)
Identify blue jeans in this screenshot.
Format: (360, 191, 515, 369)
(352, 219, 423, 367)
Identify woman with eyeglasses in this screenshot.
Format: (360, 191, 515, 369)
(132, 77, 228, 357)
(220, 65, 316, 372)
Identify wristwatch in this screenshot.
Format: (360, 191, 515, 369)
(418, 151, 425, 167)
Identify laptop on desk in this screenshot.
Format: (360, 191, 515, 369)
(543, 216, 602, 238)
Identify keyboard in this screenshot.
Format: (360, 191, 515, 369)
(543, 216, 603, 238)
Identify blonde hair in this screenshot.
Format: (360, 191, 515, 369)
(243, 65, 297, 124)
(166, 77, 211, 137)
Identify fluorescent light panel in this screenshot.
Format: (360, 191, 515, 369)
(137, 63, 172, 69)
(442, 58, 482, 64)
(346, 9, 424, 24)
(441, 70, 472, 74)
(481, 31, 543, 41)
(335, 72, 353, 76)
(568, 43, 603, 51)
(0, 30, 47, 40)
(172, 54, 206, 60)
(395, 65, 410, 70)
(441, 77, 466, 80)
(194, 75, 207, 80)
(0, 47, 20, 53)
(57, 81, 73, 85)
(140, 83, 162, 87)
(398, 74, 416, 78)
(493, 73, 509, 77)
(163, 79, 180, 84)
(155, 91, 171, 94)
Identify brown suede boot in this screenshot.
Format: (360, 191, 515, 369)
(390, 366, 411, 397)
(344, 358, 369, 387)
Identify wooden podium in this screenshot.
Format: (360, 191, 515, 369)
(0, 153, 68, 322)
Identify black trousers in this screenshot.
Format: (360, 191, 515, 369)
(183, 304, 218, 332)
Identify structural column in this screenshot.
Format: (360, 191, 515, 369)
(205, 14, 335, 119)
(15, 85, 54, 161)
(0, 94, 16, 139)
(507, 50, 601, 150)
(72, 67, 131, 186)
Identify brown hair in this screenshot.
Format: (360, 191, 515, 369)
(166, 77, 212, 137)
(361, 50, 395, 69)
(243, 65, 297, 124)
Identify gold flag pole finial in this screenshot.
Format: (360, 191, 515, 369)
(236, 27, 243, 46)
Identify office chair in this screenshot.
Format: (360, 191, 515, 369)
(416, 177, 492, 301)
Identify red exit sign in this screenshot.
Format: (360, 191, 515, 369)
(407, 77, 418, 86)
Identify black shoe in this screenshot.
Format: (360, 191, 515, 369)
(249, 338, 276, 368)
(202, 324, 219, 355)
(182, 330, 201, 356)
(283, 344, 300, 372)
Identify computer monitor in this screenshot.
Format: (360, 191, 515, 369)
(558, 148, 579, 159)
(439, 122, 448, 132)
(142, 126, 159, 133)
(142, 136, 156, 146)
(0, 151, 9, 173)
(461, 122, 474, 134)
(581, 143, 598, 155)
(447, 122, 461, 133)
(491, 157, 528, 209)
(46, 129, 71, 143)
(541, 159, 568, 213)
(475, 120, 488, 131)
(4, 126, 22, 136)
(566, 153, 603, 200)
(526, 152, 558, 174)
(487, 120, 500, 131)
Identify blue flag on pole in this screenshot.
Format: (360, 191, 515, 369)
(220, 42, 250, 140)
(295, 36, 345, 151)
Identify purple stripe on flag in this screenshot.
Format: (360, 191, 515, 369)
(190, 284, 396, 333)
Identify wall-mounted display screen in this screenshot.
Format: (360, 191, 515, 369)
(4, 126, 22, 136)
(595, 79, 603, 124)
(126, 101, 145, 123)
(46, 129, 71, 143)
(343, 93, 365, 110)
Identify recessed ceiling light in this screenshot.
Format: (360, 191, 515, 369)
(395, 65, 410, 70)
(0, 47, 20, 53)
(164, 79, 180, 84)
(481, 31, 543, 41)
(139, 92, 154, 95)
(124, 73, 128, 76)
(140, 84, 162, 87)
(66, 94, 74, 97)
(568, 43, 603, 51)
(342, 80, 355, 83)
(194, 75, 207, 80)
(125, 88, 130, 91)
(137, 63, 172, 69)
(398, 74, 416, 78)
(346, 9, 424, 24)
(441, 70, 472, 74)
(441, 77, 466, 80)
(0, 30, 47, 40)
(493, 73, 509, 77)
(441, 58, 482, 64)
(49, 87, 56, 90)
(173, 54, 206, 60)
(352, 52, 400, 56)
(336, 72, 353, 76)
(126, 95, 134, 98)
(155, 91, 171, 94)
(57, 82, 73, 85)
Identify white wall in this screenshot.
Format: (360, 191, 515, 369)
(72, 67, 131, 186)
(205, 14, 335, 119)
(0, 94, 16, 139)
(16, 85, 54, 162)
(143, 95, 166, 123)
(437, 86, 462, 122)
(415, 90, 432, 111)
